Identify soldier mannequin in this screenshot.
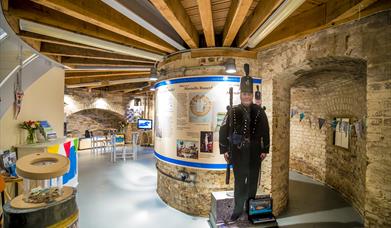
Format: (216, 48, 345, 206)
(219, 65, 270, 223)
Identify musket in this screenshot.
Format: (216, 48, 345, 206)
(226, 87, 233, 185)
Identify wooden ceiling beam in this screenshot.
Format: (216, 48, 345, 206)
(1, 0, 9, 11)
(65, 71, 150, 79)
(21, 38, 41, 51)
(99, 82, 149, 92)
(330, 0, 378, 23)
(237, 0, 285, 47)
(30, 0, 176, 53)
(150, 0, 199, 48)
(65, 75, 149, 85)
(18, 31, 111, 53)
(129, 86, 153, 95)
(66, 77, 151, 89)
(65, 74, 150, 81)
(122, 85, 150, 93)
(40, 43, 154, 63)
(45, 54, 62, 63)
(61, 57, 154, 67)
(6, 1, 165, 55)
(253, 0, 384, 50)
(197, 0, 215, 47)
(222, 0, 253, 47)
(65, 68, 147, 73)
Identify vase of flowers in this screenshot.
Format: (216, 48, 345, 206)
(19, 120, 40, 144)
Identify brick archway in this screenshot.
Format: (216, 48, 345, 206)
(260, 55, 367, 215)
(259, 12, 391, 226)
(66, 108, 126, 135)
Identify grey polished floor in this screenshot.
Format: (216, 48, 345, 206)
(76, 148, 363, 228)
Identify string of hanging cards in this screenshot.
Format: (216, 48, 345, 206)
(290, 109, 365, 139)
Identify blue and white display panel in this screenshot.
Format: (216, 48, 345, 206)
(154, 76, 262, 169)
(138, 119, 153, 130)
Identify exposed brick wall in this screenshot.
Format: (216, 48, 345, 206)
(64, 88, 130, 117)
(258, 10, 391, 226)
(67, 109, 125, 135)
(290, 73, 366, 215)
(64, 88, 154, 139)
(156, 160, 233, 216)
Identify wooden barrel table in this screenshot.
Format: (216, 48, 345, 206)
(2, 187, 78, 228)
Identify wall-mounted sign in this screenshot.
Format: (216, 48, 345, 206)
(154, 76, 262, 169)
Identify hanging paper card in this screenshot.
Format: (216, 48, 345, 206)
(355, 121, 363, 138)
(299, 112, 305, 121)
(331, 120, 338, 130)
(318, 118, 326, 129)
(342, 121, 349, 136)
(290, 109, 298, 118)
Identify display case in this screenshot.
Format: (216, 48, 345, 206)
(22, 176, 63, 204)
(3, 152, 78, 228)
(15, 138, 79, 187)
(14, 153, 70, 206)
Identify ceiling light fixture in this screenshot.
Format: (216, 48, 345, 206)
(246, 0, 305, 48)
(225, 58, 237, 74)
(19, 19, 164, 61)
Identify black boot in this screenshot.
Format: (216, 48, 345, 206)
(225, 213, 241, 225)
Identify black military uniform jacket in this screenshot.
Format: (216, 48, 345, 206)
(219, 103, 269, 167)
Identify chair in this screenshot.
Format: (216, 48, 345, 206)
(112, 133, 137, 162)
(91, 130, 107, 155)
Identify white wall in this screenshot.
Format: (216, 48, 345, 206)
(0, 67, 65, 150)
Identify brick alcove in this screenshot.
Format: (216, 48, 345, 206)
(67, 108, 125, 135)
(289, 59, 367, 216)
(258, 10, 390, 226)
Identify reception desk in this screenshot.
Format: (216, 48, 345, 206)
(78, 134, 125, 150)
(15, 138, 78, 187)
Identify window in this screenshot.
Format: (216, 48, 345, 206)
(333, 117, 349, 149)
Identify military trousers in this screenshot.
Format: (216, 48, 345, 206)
(231, 144, 261, 217)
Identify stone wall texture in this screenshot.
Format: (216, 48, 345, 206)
(67, 108, 125, 135)
(64, 88, 130, 117)
(290, 72, 366, 215)
(258, 10, 391, 226)
(156, 160, 233, 216)
(64, 88, 154, 137)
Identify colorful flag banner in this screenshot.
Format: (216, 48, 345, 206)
(355, 121, 363, 138)
(341, 121, 349, 136)
(290, 109, 298, 118)
(48, 144, 60, 154)
(299, 112, 305, 121)
(63, 141, 71, 157)
(318, 118, 326, 129)
(331, 120, 338, 130)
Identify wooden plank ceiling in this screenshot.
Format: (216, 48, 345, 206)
(2, 0, 389, 94)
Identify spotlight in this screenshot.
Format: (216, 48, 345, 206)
(225, 58, 237, 74)
(150, 67, 158, 81)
